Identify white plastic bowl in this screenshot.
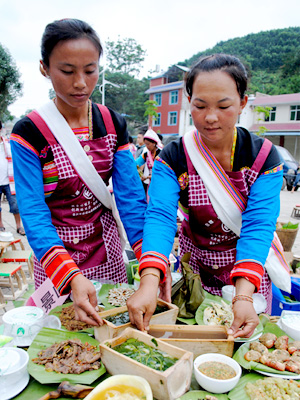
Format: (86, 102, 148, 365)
(0, 347, 29, 400)
(84, 374, 153, 400)
(0, 231, 14, 242)
(280, 311, 300, 341)
(194, 353, 241, 393)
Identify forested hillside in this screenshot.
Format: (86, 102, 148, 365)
(178, 27, 300, 95)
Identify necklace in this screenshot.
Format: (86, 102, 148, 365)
(53, 98, 93, 140)
(87, 99, 93, 140)
(230, 127, 237, 171)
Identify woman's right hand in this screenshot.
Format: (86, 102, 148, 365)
(127, 273, 160, 331)
(70, 274, 103, 326)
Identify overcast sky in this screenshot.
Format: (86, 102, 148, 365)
(1, 0, 299, 118)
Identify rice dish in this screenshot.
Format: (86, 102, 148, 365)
(245, 377, 300, 399)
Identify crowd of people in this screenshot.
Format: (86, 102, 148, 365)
(2, 18, 293, 338)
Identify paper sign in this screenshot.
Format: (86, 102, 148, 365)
(25, 278, 69, 314)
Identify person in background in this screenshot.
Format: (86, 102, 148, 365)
(291, 166, 300, 193)
(157, 133, 164, 149)
(128, 136, 137, 158)
(11, 19, 147, 325)
(135, 128, 162, 198)
(127, 54, 283, 338)
(135, 131, 145, 159)
(0, 121, 25, 235)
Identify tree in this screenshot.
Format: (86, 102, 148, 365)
(91, 71, 149, 127)
(0, 43, 22, 120)
(105, 37, 146, 76)
(144, 100, 158, 127)
(254, 106, 272, 136)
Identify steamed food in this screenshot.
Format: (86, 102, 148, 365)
(198, 361, 236, 380)
(203, 300, 233, 328)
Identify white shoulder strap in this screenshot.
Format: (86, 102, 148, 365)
(37, 101, 126, 250)
(184, 130, 242, 236)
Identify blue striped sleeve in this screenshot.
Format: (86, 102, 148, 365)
(236, 169, 283, 266)
(10, 140, 64, 261)
(142, 160, 180, 257)
(112, 149, 147, 246)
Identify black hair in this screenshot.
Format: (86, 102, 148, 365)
(157, 133, 163, 141)
(41, 19, 103, 67)
(185, 53, 248, 99)
(0, 121, 2, 130)
(144, 138, 156, 144)
(129, 136, 134, 143)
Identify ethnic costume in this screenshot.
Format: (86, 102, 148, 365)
(140, 127, 283, 313)
(11, 103, 146, 294)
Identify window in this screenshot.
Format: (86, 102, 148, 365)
(291, 105, 300, 121)
(154, 93, 162, 106)
(169, 90, 178, 104)
(265, 107, 276, 121)
(153, 113, 161, 126)
(168, 111, 177, 125)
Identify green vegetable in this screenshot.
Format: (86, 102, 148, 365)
(282, 221, 299, 229)
(113, 338, 178, 371)
(105, 305, 168, 326)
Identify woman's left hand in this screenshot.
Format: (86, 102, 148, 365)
(228, 300, 259, 338)
(227, 277, 259, 338)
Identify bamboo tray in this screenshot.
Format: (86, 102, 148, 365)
(99, 327, 193, 400)
(148, 324, 234, 360)
(94, 299, 178, 343)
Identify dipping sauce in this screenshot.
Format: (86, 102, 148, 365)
(198, 361, 236, 380)
(92, 384, 146, 399)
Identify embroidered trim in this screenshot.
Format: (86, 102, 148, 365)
(262, 164, 283, 175)
(43, 161, 58, 198)
(156, 156, 173, 170)
(178, 172, 189, 190)
(41, 246, 81, 295)
(117, 143, 130, 152)
(132, 238, 143, 261)
(193, 130, 247, 212)
(10, 134, 39, 156)
(139, 251, 168, 282)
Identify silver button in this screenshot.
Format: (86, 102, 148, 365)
(212, 264, 219, 270)
(84, 145, 90, 152)
(73, 238, 79, 244)
(88, 155, 93, 161)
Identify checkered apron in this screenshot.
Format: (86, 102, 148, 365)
(180, 137, 272, 313)
(31, 106, 127, 288)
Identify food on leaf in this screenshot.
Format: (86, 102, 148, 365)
(203, 300, 233, 328)
(33, 339, 101, 374)
(259, 332, 277, 348)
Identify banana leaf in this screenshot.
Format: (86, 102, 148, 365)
(97, 283, 135, 309)
(233, 322, 297, 376)
(171, 253, 205, 318)
(49, 302, 94, 334)
(14, 374, 111, 400)
(195, 293, 264, 342)
(177, 316, 196, 325)
(227, 372, 262, 400)
(178, 390, 229, 399)
(27, 327, 106, 384)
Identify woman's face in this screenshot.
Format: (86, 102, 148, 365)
(189, 70, 247, 146)
(144, 139, 157, 152)
(42, 38, 99, 110)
